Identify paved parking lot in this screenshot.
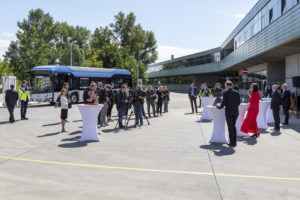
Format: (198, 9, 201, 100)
(0, 92, 299, 200)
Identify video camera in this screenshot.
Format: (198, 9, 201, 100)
(132, 88, 145, 104)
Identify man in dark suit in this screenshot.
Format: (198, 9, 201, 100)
(217, 81, 240, 147)
(188, 81, 199, 113)
(271, 85, 282, 131)
(5, 84, 19, 123)
(281, 83, 291, 125)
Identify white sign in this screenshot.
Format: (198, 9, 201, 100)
(137, 78, 143, 85)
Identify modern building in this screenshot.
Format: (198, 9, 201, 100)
(147, 0, 300, 96)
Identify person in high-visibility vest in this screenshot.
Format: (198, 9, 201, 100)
(198, 83, 212, 97)
(18, 80, 31, 120)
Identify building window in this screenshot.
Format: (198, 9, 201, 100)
(281, 0, 286, 13)
(269, 9, 273, 23)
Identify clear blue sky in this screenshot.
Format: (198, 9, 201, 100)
(0, 0, 258, 62)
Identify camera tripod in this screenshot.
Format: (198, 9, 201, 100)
(126, 105, 150, 127)
(114, 104, 150, 130)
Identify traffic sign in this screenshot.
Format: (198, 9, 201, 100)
(242, 68, 248, 75)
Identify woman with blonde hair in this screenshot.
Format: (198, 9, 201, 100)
(60, 89, 69, 132)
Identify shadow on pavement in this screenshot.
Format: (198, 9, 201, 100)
(281, 123, 300, 134)
(61, 135, 81, 142)
(42, 122, 60, 127)
(196, 120, 212, 123)
(259, 129, 270, 134)
(58, 140, 98, 148)
(72, 120, 82, 123)
(200, 144, 235, 156)
(102, 128, 118, 133)
(237, 137, 257, 145)
(0, 120, 20, 125)
(271, 131, 282, 136)
(38, 131, 61, 137)
(69, 130, 81, 135)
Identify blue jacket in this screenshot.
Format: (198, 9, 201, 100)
(281, 89, 291, 108)
(188, 87, 199, 97)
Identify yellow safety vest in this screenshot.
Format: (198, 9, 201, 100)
(198, 88, 212, 97)
(18, 86, 31, 101)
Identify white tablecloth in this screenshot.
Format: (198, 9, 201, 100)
(257, 101, 271, 129)
(262, 98, 275, 124)
(78, 104, 103, 142)
(236, 103, 249, 137)
(200, 97, 216, 121)
(207, 106, 229, 144)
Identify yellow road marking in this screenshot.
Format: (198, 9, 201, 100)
(0, 155, 299, 181)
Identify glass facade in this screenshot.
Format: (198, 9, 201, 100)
(148, 76, 195, 85)
(146, 51, 221, 73)
(239, 70, 267, 91)
(234, 0, 299, 49)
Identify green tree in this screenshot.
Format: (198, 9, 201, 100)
(110, 12, 158, 66)
(89, 12, 158, 83)
(82, 52, 103, 68)
(5, 9, 56, 79)
(0, 59, 14, 76)
(61, 43, 85, 66)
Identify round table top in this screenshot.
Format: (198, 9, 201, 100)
(78, 104, 104, 108)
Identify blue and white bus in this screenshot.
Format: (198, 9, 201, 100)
(24, 65, 132, 103)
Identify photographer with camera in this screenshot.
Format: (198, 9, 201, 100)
(116, 85, 129, 128)
(132, 84, 146, 126)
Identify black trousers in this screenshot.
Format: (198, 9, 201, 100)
(20, 101, 28, 119)
(189, 96, 197, 113)
(157, 100, 163, 115)
(7, 105, 15, 122)
(283, 106, 289, 123)
(107, 103, 113, 117)
(147, 100, 156, 116)
(272, 109, 280, 130)
(225, 114, 238, 145)
(198, 96, 202, 107)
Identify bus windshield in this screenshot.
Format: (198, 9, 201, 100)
(31, 74, 52, 93)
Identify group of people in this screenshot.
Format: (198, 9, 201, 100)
(5, 80, 31, 123)
(62, 81, 170, 130)
(188, 82, 223, 113)
(190, 80, 292, 147)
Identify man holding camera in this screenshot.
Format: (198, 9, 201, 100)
(132, 84, 146, 126)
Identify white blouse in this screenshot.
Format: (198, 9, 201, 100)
(60, 95, 69, 109)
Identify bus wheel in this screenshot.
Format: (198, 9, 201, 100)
(71, 93, 79, 103)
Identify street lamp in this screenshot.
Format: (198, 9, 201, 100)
(69, 40, 77, 66)
(70, 41, 73, 66)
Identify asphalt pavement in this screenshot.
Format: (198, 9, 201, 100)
(0, 92, 299, 200)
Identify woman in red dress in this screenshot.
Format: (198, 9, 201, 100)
(241, 83, 260, 137)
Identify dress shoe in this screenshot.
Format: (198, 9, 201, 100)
(24, 117, 28, 120)
(282, 122, 289, 125)
(228, 143, 236, 147)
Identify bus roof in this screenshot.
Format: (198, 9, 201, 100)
(30, 65, 131, 78)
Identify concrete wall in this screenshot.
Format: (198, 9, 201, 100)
(286, 53, 300, 94)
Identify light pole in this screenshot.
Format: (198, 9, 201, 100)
(136, 65, 139, 84)
(70, 41, 73, 66)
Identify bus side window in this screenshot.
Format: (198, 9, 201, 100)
(79, 78, 89, 89)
